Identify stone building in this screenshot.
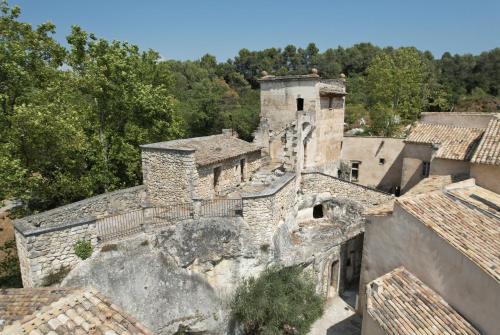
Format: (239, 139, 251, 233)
(359, 177, 500, 334)
(341, 112, 499, 195)
(253, 70, 346, 173)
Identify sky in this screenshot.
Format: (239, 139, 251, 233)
(10, 0, 500, 61)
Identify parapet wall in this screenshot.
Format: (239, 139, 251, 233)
(14, 185, 146, 230)
(13, 185, 145, 287)
(301, 172, 393, 208)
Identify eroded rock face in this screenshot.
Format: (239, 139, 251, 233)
(63, 197, 365, 334)
(63, 217, 270, 334)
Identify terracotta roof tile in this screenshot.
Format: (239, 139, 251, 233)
(1, 288, 152, 335)
(405, 123, 484, 161)
(141, 134, 262, 166)
(397, 186, 500, 282)
(366, 267, 480, 335)
(471, 115, 500, 165)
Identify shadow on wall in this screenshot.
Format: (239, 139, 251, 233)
(376, 150, 404, 194)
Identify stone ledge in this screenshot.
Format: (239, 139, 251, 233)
(301, 171, 393, 196)
(241, 172, 295, 199)
(14, 216, 96, 237)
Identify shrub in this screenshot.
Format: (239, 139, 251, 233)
(74, 239, 93, 260)
(0, 239, 22, 288)
(231, 266, 324, 335)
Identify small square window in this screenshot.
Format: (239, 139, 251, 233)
(379, 158, 385, 165)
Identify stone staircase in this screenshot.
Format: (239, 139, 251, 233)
(282, 121, 299, 170)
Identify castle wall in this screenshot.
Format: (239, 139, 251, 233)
(15, 222, 98, 287)
(301, 172, 393, 208)
(259, 79, 318, 131)
(305, 97, 345, 167)
(142, 148, 197, 205)
(14, 186, 145, 229)
(242, 174, 296, 246)
(196, 152, 263, 198)
(341, 136, 405, 192)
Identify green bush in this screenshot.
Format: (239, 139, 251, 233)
(74, 240, 93, 260)
(231, 266, 324, 335)
(0, 239, 22, 288)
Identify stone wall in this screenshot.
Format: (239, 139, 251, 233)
(242, 173, 297, 246)
(13, 185, 145, 287)
(14, 185, 146, 229)
(301, 172, 392, 208)
(142, 148, 197, 206)
(470, 163, 500, 193)
(15, 220, 98, 287)
(196, 152, 263, 198)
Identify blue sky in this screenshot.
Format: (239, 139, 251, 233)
(11, 0, 500, 61)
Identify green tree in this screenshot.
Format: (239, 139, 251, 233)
(366, 48, 431, 134)
(231, 266, 324, 335)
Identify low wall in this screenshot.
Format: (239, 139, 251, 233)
(14, 185, 146, 230)
(301, 172, 392, 208)
(13, 186, 145, 287)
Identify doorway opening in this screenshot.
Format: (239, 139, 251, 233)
(337, 233, 364, 308)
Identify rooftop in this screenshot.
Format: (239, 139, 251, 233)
(366, 267, 480, 335)
(141, 133, 262, 166)
(397, 181, 500, 281)
(405, 123, 484, 161)
(471, 115, 500, 166)
(0, 287, 152, 334)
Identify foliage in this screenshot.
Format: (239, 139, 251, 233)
(231, 266, 324, 335)
(74, 239, 92, 260)
(0, 239, 22, 288)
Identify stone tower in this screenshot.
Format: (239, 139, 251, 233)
(253, 70, 346, 173)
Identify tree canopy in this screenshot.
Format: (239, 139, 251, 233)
(1, 1, 498, 214)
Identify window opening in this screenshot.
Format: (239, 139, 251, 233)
(313, 204, 324, 218)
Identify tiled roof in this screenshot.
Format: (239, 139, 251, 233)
(141, 134, 261, 166)
(1, 288, 152, 334)
(471, 115, 500, 165)
(364, 175, 457, 216)
(397, 185, 500, 282)
(405, 123, 484, 161)
(366, 267, 480, 335)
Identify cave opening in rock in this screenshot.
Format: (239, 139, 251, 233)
(313, 204, 324, 218)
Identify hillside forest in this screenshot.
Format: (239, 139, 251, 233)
(1, 2, 499, 214)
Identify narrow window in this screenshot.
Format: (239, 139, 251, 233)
(313, 204, 324, 219)
(379, 158, 385, 165)
(328, 97, 333, 109)
(297, 98, 304, 111)
(240, 159, 246, 182)
(351, 161, 360, 182)
(213, 166, 221, 189)
(422, 161, 430, 177)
